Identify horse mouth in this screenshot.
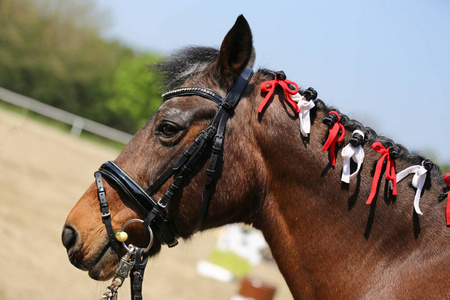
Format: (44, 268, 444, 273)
(87, 245, 120, 280)
(76, 238, 162, 280)
(65, 225, 163, 281)
(67, 240, 120, 281)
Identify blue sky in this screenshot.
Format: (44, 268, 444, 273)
(94, 0, 449, 163)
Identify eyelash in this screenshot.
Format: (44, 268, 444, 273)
(159, 122, 181, 138)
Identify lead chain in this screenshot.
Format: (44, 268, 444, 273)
(100, 245, 137, 300)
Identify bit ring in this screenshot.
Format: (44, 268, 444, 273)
(121, 219, 154, 253)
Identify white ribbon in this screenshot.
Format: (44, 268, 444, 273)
(340, 130, 365, 184)
(393, 162, 428, 215)
(292, 93, 315, 137)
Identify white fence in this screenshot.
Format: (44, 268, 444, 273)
(0, 87, 133, 144)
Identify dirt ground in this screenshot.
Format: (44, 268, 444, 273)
(0, 108, 292, 300)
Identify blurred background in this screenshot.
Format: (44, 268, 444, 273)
(1, 0, 449, 163)
(0, 0, 448, 299)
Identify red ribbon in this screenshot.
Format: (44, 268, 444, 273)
(321, 111, 345, 166)
(445, 173, 450, 226)
(366, 142, 397, 205)
(259, 77, 299, 113)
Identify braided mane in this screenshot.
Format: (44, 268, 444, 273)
(156, 47, 448, 196)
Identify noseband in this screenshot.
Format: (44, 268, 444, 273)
(94, 67, 253, 299)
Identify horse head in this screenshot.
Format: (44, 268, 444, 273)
(62, 15, 265, 281)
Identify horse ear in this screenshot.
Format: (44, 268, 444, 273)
(215, 15, 254, 87)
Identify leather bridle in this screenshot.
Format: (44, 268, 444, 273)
(94, 67, 253, 299)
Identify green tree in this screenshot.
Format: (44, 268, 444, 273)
(104, 54, 163, 133)
(0, 0, 123, 114)
(0, 0, 164, 134)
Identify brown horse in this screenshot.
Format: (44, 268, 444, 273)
(62, 16, 450, 299)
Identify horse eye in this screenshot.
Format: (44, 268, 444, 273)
(160, 122, 180, 138)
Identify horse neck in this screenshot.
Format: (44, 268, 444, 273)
(249, 95, 449, 297)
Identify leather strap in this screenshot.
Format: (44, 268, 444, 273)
(156, 127, 216, 208)
(145, 130, 208, 196)
(195, 67, 254, 230)
(195, 116, 226, 231)
(130, 248, 148, 300)
(98, 162, 178, 247)
(95, 171, 121, 254)
(146, 67, 253, 231)
(222, 67, 254, 109)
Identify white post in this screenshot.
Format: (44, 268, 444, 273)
(71, 117, 85, 137)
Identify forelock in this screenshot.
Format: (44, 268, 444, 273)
(154, 47, 219, 91)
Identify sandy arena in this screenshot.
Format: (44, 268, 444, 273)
(0, 108, 291, 300)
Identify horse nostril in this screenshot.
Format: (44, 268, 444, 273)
(61, 225, 78, 251)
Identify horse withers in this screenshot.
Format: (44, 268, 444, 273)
(62, 15, 450, 299)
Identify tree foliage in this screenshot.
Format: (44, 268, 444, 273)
(104, 54, 163, 133)
(0, 0, 162, 134)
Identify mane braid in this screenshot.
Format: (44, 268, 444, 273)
(299, 88, 445, 184)
(250, 68, 445, 186)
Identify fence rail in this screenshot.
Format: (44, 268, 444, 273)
(0, 87, 133, 144)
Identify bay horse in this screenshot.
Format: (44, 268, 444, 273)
(62, 15, 450, 299)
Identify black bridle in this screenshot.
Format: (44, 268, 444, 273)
(94, 67, 253, 299)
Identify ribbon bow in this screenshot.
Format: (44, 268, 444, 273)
(291, 93, 315, 136)
(394, 162, 428, 215)
(341, 130, 365, 183)
(322, 111, 345, 166)
(445, 173, 450, 226)
(259, 74, 300, 113)
(366, 142, 397, 205)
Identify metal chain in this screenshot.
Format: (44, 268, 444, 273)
(100, 278, 123, 300)
(100, 245, 137, 300)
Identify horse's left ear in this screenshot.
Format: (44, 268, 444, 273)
(215, 15, 254, 88)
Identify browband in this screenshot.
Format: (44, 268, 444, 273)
(162, 87, 223, 105)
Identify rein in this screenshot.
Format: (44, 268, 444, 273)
(95, 67, 253, 299)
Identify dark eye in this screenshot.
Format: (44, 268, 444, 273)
(159, 122, 181, 138)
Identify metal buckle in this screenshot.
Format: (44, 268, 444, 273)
(157, 199, 167, 208)
(167, 240, 179, 248)
(222, 101, 232, 110)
